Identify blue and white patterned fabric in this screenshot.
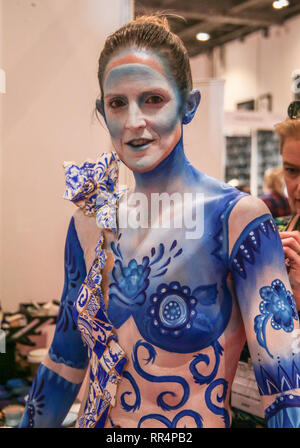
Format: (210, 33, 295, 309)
(63, 152, 128, 428)
(63, 152, 123, 232)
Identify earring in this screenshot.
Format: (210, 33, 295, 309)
(182, 113, 190, 125)
(96, 99, 103, 113)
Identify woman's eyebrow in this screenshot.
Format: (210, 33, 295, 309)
(141, 88, 168, 95)
(283, 161, 300, 168)
(104, 88, 170, 100)
(104, 93, 125, 99)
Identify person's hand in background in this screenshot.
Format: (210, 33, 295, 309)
(280, 230, 300, 310)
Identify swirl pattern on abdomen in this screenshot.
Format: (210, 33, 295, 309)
(132, 339, 190, 411)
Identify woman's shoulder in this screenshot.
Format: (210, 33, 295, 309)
(193, 172, 249, 213)
(194, 171, 242, 197)
(228, 195, 271, 233)
(230, 194, 270, 216)
(227, 195, 273, 256)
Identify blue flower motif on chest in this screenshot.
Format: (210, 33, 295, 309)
(110, 258, 150, 307)
(148, 282, 197, 338)
(108, 238, 183, 327)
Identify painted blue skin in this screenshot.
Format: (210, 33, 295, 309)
(229, 215, 300, 427)
(19, 217, 89, 427)
(18, 365, 82, 428)
(19, 141, 300, 428)
(102, 52, 300, 427)
(108, 136, 241, 354)
(106, 143, 300, 426)
(20, 49, 300, 427)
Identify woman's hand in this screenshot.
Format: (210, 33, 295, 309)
(280, 231, 300, 310)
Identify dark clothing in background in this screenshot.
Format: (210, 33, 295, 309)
(260, 191, 291, 218)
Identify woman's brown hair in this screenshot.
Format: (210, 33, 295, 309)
(274, 118, 300, 153)
(97, 15, 193, 104)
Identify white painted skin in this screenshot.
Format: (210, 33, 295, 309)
(102, 49, 183, 173)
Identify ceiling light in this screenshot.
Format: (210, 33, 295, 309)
(196, 32, 210, 42)
(272, 0, 289, 9)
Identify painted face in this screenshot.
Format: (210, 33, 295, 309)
(102, 49, 183, 173)
(282, 137, 300, 214)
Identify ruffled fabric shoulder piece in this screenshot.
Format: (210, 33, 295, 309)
(63, 151, 126, 233)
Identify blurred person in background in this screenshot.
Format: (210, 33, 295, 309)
(228, 178, 251, 194)
(274, 101, 300, 310)
(260, 166, 291, 218)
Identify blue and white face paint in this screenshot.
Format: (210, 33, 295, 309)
(102, 49, 183, 173)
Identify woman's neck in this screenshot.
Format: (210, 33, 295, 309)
(133, 135, 195, 194)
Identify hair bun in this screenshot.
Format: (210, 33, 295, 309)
(133, 14, 171, 32)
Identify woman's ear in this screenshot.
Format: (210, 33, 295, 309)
(96, 99, 106, 122)
(182, 89, 201, 125)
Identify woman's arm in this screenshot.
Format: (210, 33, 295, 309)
(228, 196, 300, 428)
(19, 213, 92, 427)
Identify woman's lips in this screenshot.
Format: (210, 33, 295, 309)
(126, 138, 154, 150)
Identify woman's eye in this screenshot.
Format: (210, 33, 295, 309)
(109, 98, 126, 109)
(284, 167, 298, 176)
(145, 95, 164, 105)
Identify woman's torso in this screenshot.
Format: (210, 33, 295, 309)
(101, 176, 247, 428)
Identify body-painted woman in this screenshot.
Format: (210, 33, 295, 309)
(20, 16, 300, 428)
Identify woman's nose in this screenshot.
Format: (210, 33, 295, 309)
(124, 103, 146, 130)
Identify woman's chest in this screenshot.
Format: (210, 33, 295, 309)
(106, 226, 232, 354)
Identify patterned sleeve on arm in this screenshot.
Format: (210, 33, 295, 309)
(19, 217, 89, 428)
(227, 204, 300, 428)
(48, 216, 89, 368)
